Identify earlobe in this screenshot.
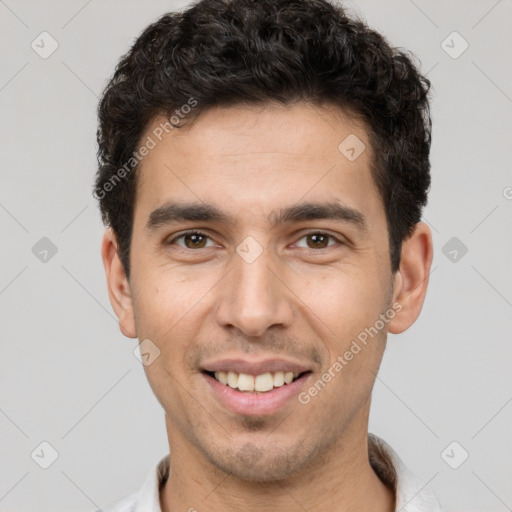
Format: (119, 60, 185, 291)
(101, 228, 137, 338)
(387, 222, 433, 335)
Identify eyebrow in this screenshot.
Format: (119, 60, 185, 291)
(145, 200, 367, 232)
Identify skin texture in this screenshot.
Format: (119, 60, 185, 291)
(102, 102, 433, 512)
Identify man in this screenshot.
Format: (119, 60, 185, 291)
(95, 0, 441, 510)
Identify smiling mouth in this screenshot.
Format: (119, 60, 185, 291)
(203, 370, 311, 393)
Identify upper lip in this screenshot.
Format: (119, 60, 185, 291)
(201, 358, 312, 376)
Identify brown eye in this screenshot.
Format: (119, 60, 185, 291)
(295, 232, 340, 250)
(170, 231, 214, 249)
(306, 233, 329, 249)
(184, 233, 207, 248)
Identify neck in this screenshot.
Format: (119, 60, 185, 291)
(160, 412, 394, 512)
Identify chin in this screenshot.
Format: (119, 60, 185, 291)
(205, 440, 316, 482)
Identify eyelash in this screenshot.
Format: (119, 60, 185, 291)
(167, 230, 344, 250)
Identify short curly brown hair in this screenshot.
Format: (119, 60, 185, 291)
(94, 0, 432, 279)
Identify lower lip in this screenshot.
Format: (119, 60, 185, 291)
(203, 372, 311, 416)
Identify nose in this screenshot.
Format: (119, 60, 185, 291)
(214, 246, 294, 338)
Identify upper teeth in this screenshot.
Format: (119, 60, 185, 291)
(214, 371, 299, 392)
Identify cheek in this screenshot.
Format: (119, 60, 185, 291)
(129, 285, 200, 395)
(133, 264, 218, 336)
(134, 274, 206, 409)
(294, 264, 389, 342)
(298, 273, 389, 414)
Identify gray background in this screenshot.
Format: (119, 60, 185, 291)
(1, 0, 511, 510)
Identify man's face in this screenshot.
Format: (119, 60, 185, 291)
(124, 102, 400, 480)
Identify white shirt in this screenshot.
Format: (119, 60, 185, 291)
(96, 433, 442, 512)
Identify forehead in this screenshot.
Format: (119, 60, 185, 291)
(134, 102, 383, 226)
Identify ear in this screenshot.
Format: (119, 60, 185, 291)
(101, 227, 137, 338)
(388, 222, 433, 334)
